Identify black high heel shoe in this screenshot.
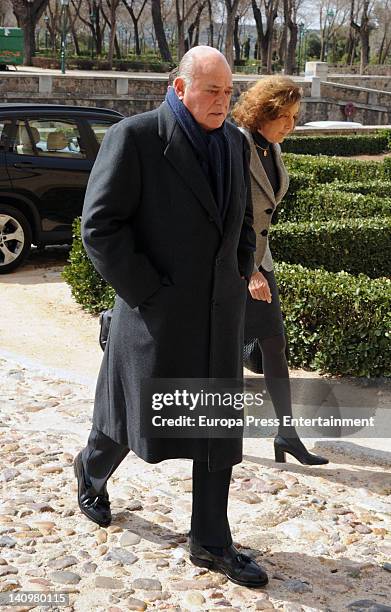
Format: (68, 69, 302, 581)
(274, 435, 329, 465)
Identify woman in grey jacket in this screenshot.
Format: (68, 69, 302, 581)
(232, 76, 328, 465)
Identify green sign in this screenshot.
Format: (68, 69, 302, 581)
(0, 27, 24, 65)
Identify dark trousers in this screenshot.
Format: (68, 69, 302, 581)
(81, 426, 233, 547)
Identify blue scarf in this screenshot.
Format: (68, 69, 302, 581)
(166, 86, 231, 221)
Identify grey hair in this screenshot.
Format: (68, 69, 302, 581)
(177, 53, 195, 88)
(176, 46, 228, 88)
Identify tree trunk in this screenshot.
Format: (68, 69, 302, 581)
(225, 11, 235, 68)
(286, 22, 297, 74)
(115, 33, 121, 59)
(252, 0, 278, 74)
(225, 0, 240, 69)
(234, 15, 241, 62)
(359, 0, 370, 73)
(377, 28, 387, 63)
(345, 27, 354, 61)
(278, 23, 287, 66)
(351, 0, 370, 73)
(151, 0, 172, 62)
(207, 0, 214, 46)
(130, 14, 141, 55)
(177, 18, 186, 60)
(252, 0, 263, 69)
(319, 34, 326, 62)
(121, 0, 147, 56)
(381, 37, 391, 64)
(186, 2, 205, 51)
(261, 37, 268, 70)
(107, 0, 119, 68)
(360, 28, 370, 72)
(266, 20, 274, 73)
(283, 0, 297, 75)
(11, 0, 49, 65)
(24, 19, 35, 64)
(95, 5, 103, 56)
(70, 22, 80, 56)
(176, 0, 185, 60)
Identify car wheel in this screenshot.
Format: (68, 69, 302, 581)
(0, 205, 32, 274)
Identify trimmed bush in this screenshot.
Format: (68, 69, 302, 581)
(281, 133, 390, 156)
(327, 180, 391, 197)
(270, 217, 391, 278)
(278, 187, 391, 222)
(62, 218, 115, 315)
(275, 262, 391, 377)
(63, 220, 391, 377)
(282, 153, 387, 183)
(285, 171, 312, 203)
(33, 56, 173, 73)
(384, 156, 391, 180)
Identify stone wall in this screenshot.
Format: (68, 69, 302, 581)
(0, 73, 390, 124)
(329, 75, 391, 92)
(329, 64, 391, 76)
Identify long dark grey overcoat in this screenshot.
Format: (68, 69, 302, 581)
(81, 102, 255, 472)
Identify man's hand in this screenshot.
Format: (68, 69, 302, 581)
(248, 271, 272, 303)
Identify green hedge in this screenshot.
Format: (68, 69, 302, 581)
(327, 180, 391, 197)
(279, 187, 391, 222)
(281, 133, 390, 156)
(62, 218, 115, 315)
(275, 262, 391, 377)
(270, 217, 391, 278)
(384, 156, 391, 180)
(63, 220, 391, 377)
(286, 175, 391, 204)
(282, 153, 388, 183)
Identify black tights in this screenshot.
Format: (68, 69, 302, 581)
(259, 334, 297, 438)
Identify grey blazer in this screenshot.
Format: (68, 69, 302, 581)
(239, 127, 289, 272)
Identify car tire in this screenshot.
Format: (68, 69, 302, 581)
(0, 205, 32, 274)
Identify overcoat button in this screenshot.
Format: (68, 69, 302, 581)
(261, 229, 268, 236)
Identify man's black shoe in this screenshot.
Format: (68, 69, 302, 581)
(73, 451, 111, 527)
(189, 541, 268, 588)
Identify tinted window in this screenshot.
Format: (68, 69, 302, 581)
(88, 120, 115, 147)
(11, 120, 35, 155)
(0, 119, 13, 150)
(28, 119, 86, 158)
(9, 119, 86, 158)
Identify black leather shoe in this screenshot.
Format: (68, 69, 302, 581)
(73, 451, 112, 527)
(274, 435, 329, 465)
(189, 541, 268, 588)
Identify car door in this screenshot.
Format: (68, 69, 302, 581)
(0, 118, 12, 191)
(5, 115, 93, 241)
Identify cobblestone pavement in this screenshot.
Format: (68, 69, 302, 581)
(0, 357, 390, 612)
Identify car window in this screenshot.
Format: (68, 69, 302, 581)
(28, 119, 87, 159)
(10, 120, 36, 155)
(88, 121, 116, 147)
(0, 119, 13, 150)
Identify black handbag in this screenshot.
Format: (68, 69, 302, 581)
(99, 308, 113, 351)
(243, 337, 263, 374)
(243, 332, 290, 374)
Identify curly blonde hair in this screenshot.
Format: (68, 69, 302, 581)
(232, 75, 302, 131)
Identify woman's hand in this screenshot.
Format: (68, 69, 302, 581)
(248, 271, 272, 303)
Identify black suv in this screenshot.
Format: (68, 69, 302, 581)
(0, 104, 124, 273)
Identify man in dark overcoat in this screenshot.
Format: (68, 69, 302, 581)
(74, 45, 268, 587)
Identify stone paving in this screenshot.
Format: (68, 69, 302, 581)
(0, 357, 390, 612)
